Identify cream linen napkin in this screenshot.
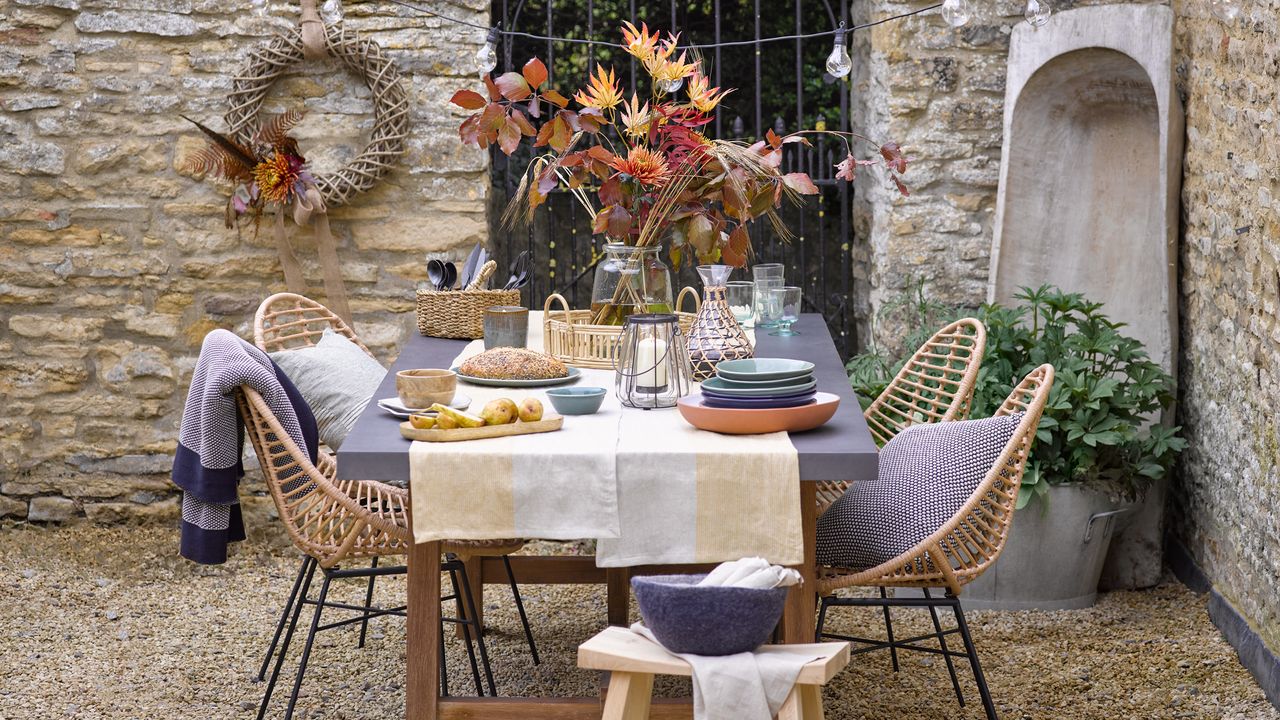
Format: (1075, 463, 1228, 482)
(630, 623, 820, 720)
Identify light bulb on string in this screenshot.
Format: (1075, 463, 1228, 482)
(320, 0, 342, 24)
(475, 26, 500, 74)
(825, 23, 852, 79)
(1210, 0, 1242, 23)
(658, 76, 685, 93)
(1024, 0, 1052, 27)
(941, 0, 972, 27)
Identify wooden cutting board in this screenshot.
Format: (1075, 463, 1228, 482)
(398, 416, 563, 442)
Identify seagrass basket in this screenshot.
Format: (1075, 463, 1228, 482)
(416, 288, 521, 339)
(542, 288, 701, 369)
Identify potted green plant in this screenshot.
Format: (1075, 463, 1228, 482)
(848, 285, 1185, 609)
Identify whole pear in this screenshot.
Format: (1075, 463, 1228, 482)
(518, 397, 544, 422)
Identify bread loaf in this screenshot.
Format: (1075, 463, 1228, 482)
(459, 347, 569, 380)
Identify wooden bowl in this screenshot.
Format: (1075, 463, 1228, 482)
(396, 368, 456, 409)
(676, 391, 841, 435)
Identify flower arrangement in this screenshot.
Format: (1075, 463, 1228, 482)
(180, 110, 314, 227)
(450, 22, 909, 287)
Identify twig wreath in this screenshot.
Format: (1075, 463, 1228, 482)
(225, 21, 410, 207)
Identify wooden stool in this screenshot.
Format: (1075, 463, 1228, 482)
(578, 626, 851, 720)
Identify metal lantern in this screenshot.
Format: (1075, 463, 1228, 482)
(614, 313, 694, 409)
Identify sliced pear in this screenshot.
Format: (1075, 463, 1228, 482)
(408, 414, 436, 430)
(429, 403, 486, 429)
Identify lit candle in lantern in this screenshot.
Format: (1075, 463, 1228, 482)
(635, 336, 669, 392)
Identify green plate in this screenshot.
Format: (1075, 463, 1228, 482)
(452, 366, 582, 387)
(713, 373, 815, 389)
(715, 358, 816, 382)
(700, 376, 817, 397)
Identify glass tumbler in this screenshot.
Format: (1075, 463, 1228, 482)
(768, 286, 802, 336)
(754, 277, 783, 329)
(726, 281, 755, 329)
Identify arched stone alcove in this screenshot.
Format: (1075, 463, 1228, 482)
(989, 5, 1183, 373)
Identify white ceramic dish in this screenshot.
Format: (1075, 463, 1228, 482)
(377, 394, 471, 418)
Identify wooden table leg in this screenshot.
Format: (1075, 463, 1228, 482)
(407, 539, 441, 720)
(607, 567, 631, 627)
(457, 554, 484, 640)
(782, 481, 818, 643)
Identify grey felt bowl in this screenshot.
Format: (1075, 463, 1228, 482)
(631, 574, 788, 656)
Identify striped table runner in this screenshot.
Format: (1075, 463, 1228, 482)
(408, 313, 802, 567)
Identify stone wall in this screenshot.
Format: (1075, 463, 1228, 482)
(853, 0, 1280, 680)
(0, 0, 490, 522)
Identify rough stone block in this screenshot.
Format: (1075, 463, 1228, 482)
(0, 139, 65, 175)
(28, 496, 78, 522)
(83, 497, 179, 524)
(8, 315, 105, 341)
(0, 495, 27, 519)
(74, 10, 198, 36)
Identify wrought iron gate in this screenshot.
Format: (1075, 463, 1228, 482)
(487, 0, 859, 357)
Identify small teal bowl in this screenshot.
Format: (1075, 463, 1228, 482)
(545, 386, 607, 415)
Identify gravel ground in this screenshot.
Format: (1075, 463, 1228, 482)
(2, 522, 1277, 720)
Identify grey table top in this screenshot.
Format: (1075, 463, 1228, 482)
(337, 313, 879, 484)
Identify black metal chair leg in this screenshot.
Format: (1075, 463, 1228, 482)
(951, 595, 998, 720)
(879, 587, 900, 672)
(447, 566, 486, 696)
(923, 588, 965, 707)
(439, 612, 450, 697)
(815, 596, 831, 643)
(456, 560, 498, 696)
(258, 558, 317, 720)
(258, 556, 313, 682)
(283, 572, 331, 720)
(358, 557, 379, 648)
(501, 555, 540, 665)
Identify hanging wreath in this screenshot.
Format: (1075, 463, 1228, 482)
(225, 21, 410, 208)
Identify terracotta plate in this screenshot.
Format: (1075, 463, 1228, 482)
(677, 392, 841, 435)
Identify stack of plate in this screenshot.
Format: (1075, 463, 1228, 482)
(699, 359, 817, 409)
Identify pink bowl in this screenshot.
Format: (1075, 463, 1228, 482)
(677, 391, 841, 434)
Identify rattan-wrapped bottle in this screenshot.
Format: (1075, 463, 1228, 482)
(686, 265, 754, 380)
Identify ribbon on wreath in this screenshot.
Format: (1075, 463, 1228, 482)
(271, 186, 353, 325)
(262, 0, 352, 325)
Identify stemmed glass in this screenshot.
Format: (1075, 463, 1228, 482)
(768, 286, 802, 336)
(726, 281, 755, 329)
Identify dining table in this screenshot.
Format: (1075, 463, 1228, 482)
(337, 312, 879, 719)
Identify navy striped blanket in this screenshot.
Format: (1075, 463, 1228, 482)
(173, 329, 317, 564)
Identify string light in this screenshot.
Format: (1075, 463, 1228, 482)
(941, 0, 972, 28)
(825, 22, 852, 79)
(1210, 0, 1242, 22)
(475, 26, 500, 74)
(321, 0, 343, 24)
(1024, 0, 1052, 26)
(382, 0, 945, 54)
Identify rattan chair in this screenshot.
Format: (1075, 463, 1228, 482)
(816, 364, 1055, 720)
(240, 386, 530, 718)
(817, 318, 987, 515)
(249, 293, 537, 718)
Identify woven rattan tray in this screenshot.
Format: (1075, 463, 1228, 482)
(541, 288, 700, 369)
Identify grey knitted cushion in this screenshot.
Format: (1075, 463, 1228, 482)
(815, 414, 1022, 570)
(270, 328, 385, 450)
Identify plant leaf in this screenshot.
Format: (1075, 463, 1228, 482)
(522, 57, 548, 89)
(880, 141, 907, 173)
(450, 89, 487, 110)
(542, 89, 570, 108)
(494, 72, 532, 101)
(781, 173, 819, 195)
(497, 116, 522, 155)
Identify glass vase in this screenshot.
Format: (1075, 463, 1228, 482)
(686, 264, 754, 380)
(590, 243, 673, 326)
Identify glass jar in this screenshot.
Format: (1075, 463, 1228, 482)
(686, 264, 754, 380)
(614, 313, 694, 409)
(590, 243, 673, 326)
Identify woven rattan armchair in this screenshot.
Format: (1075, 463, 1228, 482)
(247, 293, 537, 719)
(816, 364, 1055, 720)
(255, 291, 372, 357)
(818, 318, 987, 515)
